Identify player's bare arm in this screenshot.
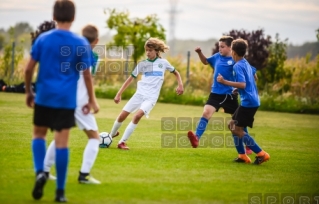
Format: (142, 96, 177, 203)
(172, 70, 184, 95)
(114, 75, 134, 104)
(195, 47, 208, 65)
(83, 68, 99, 114)
(24, 58, 37, 108)
(217, 73, 246, 89)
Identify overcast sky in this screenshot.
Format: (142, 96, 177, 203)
(0, 0, 318, 45)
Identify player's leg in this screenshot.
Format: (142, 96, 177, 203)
(75, 107, 100, 184)
(54, 129, 70, 202)
(117, 109, 144, 150)
(31, 125, 48, 200)
(231, 106, 270, 165)
(31, 104, 50, 200)
(228, 120, 251, 163)
(188, 93, 220, 148)
(223, 94, 253, 155)
(109, 110, 129, 138)
(53, 108, 75, 202)
(110, 93, 143, 138)
(118, 99, 155, 150)
(43, 140, 56, 180)
(244, 127, 253, 155)
(78, 129, 100, 184)
(110, 94, 142, 138)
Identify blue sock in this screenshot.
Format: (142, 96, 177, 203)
(233, 135, 245, 154)
(242, 133, 262, 153)
(195, 117, 208, 139)
(32, 138, 46, 174)
(55, 148, 69, 190)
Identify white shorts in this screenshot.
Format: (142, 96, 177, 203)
(123, 93, 157, 118)
(75, 107, 98, 131)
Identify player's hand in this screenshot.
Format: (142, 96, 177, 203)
(82, 100, 100, 114)
(176, 85, 184, 95)
(232, 88, 238, 95)
(114, 94, 121, 104)
(217, 73, 225, 83)
(26, 92, 35, 108)
(195, 47, 202, 53)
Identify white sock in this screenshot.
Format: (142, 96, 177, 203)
(80, 139, 100, 174)
(110, 120, 122, 137)
(44, 140, 55, 172)
(119, 122, 137, 144)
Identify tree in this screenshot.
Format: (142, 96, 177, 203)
(12, 22, 33, 39)
(316, 28, 319, 42)
(0, 34, 4, 50)
(258, 33, 290, 92)
(0, 27, 24, 81)
(105, 9, 166, 65)
(212, 29, 272, 70)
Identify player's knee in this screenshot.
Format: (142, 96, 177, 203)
(202, 110, 212, 119)
(118, 112, 129, 122)
(33, 126, 47, 138)
(228, 120, 235, 130)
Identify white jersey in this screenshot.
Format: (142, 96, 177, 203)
(77, 51, 98, 107)
(131, 58, 175, 100)
(77, 74, 89, 107)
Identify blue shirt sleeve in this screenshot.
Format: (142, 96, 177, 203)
(251, 65, 257, 75)
(30, 37, 41, 61)
(206, 53, 218, 69)
(234, 64, 246, 83)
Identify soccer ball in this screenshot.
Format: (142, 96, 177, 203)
(99, 132, 112, 148)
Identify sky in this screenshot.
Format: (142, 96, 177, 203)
(0, 0, 318, 45)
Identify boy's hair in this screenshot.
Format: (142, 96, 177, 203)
(53, 0, 75, 22)
(30, 21, 56, 45)
(144, 37, 169, 58)
(82, 25, 99, 43)
(231, 39, 248, 57)
(219, 36, 234, 47)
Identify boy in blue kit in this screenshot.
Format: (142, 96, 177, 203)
(187, 36, 252, 155)
(24, 0, 99, 202)
(217, 39, 270, 165)
(44, 24, 102, 184)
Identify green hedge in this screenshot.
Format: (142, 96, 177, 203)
(95, 86, 319, 114)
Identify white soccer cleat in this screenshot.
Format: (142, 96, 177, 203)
(49, 174, 57, 180)
(78, 175, 101, 184)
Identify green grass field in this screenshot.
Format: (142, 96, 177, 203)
(0, 92, 318, 204)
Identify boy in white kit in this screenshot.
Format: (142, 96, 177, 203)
(109, 37, 184, 150)
(44, 24, 101, 184)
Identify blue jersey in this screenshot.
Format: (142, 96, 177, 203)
(207, 53, 235, 94)
(31, 29, 92, 109)
(233, 59, 260, 107)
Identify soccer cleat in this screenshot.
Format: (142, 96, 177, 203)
(117, 142, 129, 150)
(78, 173, 101, 184)
(32, 172, 47, 200)
(245, 146, 253, 155)
(234, 154, 251, 163)
(254, 152, 270, 165)
(187, 131, 199, 148)
(55, 189, 67, 202)
(45, 172, 57, 180)
(112, 131, 120, 138)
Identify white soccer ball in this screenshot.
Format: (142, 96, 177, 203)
(99, 132, 112, 148)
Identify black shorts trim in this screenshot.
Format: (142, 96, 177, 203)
(205, 93, 238, 114)
(232, 106, 258, 128)
(33, 104, 75, 131)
